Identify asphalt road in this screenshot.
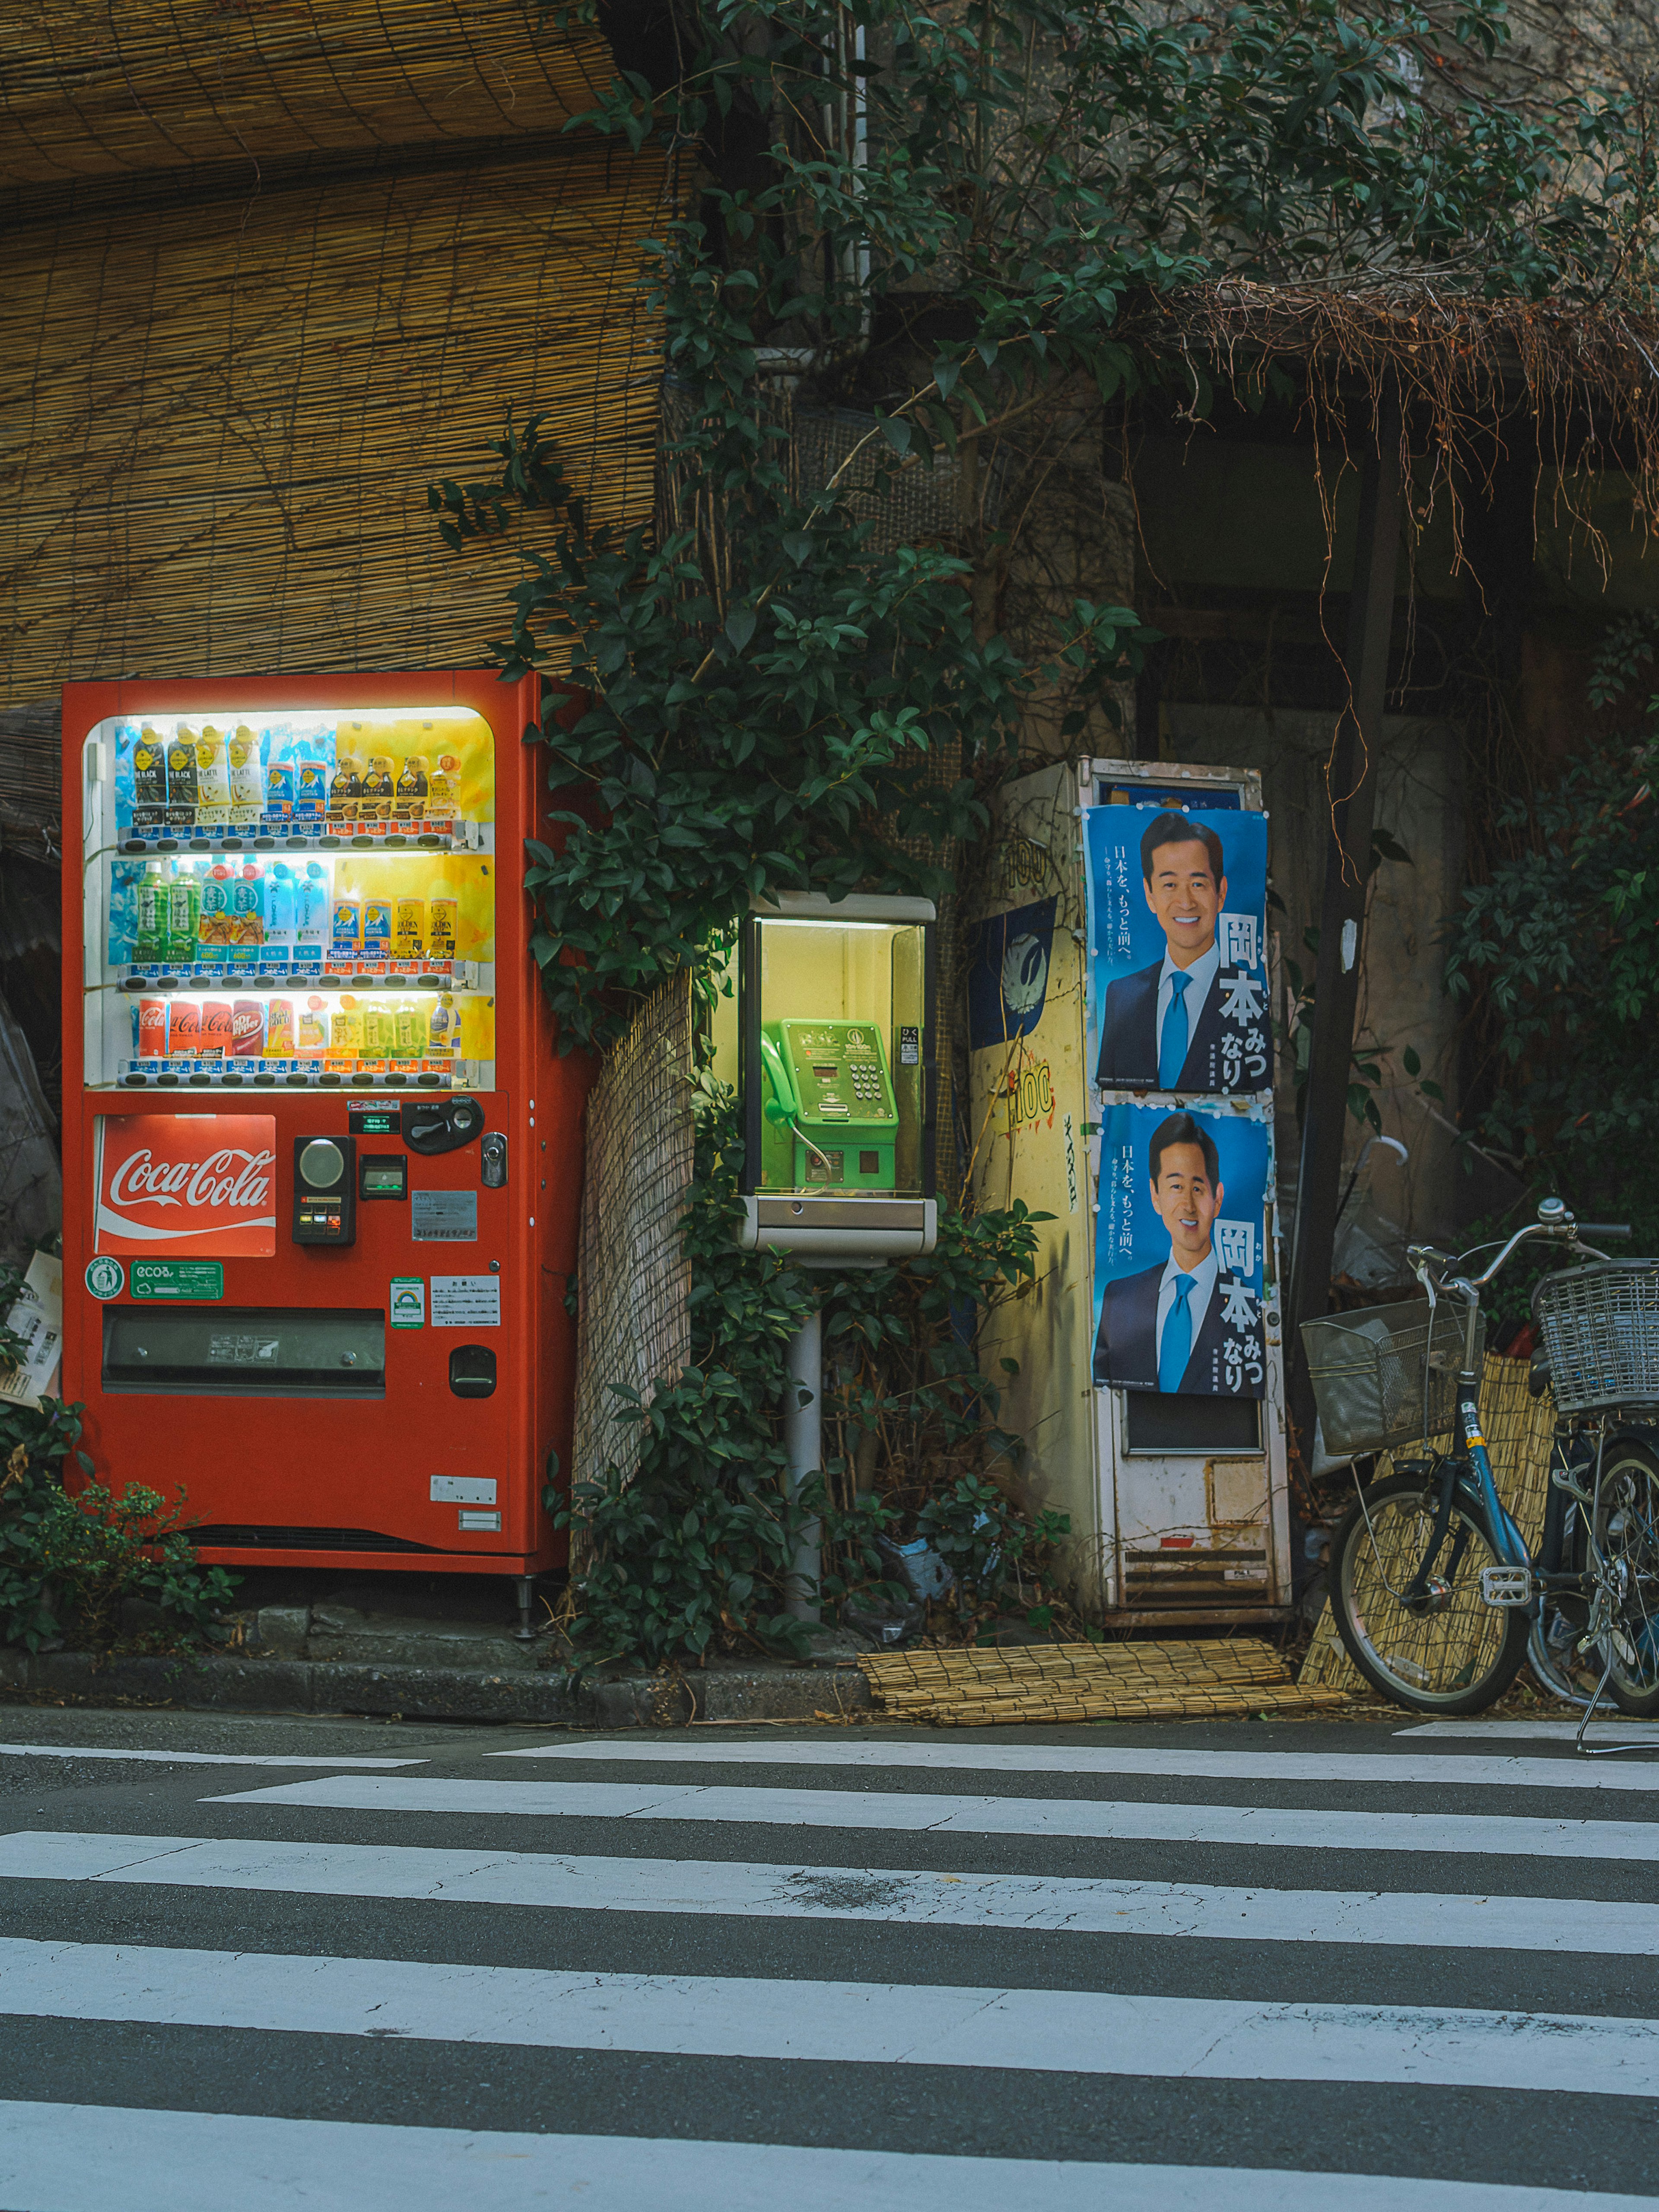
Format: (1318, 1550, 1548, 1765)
(2, 1701, 1659, 2209)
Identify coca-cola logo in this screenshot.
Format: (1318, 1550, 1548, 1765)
(95, 1115, 278, 1256)
(107, 1146, 273, 1214)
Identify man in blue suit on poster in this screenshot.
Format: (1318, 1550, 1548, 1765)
(1093, 1111, 1233, 1393)
(1096, 810, 1247, 1092)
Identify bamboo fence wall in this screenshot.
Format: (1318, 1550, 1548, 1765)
(0, 0, 615, 184)
(0, 139, 671, 701)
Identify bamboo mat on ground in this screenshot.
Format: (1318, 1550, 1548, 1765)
(857, 1638, 1348, 1726)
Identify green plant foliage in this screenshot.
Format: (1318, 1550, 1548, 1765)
(912, 1474, 1074, 1640)
(0, 1408, 238, 1654)
(556, 1077, 1053, 1664)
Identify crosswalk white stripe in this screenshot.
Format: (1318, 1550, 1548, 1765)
(493, 1739, 1659, 1790)
(3, 2104, 1653, 2212)
(7, 1831, 1656, 1951)
(6, 1936, 1659, 2095)
(207, 1774, 1659, 1860)
(0, 1744, 424, 1769)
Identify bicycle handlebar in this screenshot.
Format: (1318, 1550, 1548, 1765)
(1406, 1205, 1631, 1302)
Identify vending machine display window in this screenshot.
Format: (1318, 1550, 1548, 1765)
(79, 705, 497, 1095)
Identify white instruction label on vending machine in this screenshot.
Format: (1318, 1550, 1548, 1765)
(430, 1275, 501, 1328)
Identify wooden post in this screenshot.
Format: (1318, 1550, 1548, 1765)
(1286, 389, 1403, 1455)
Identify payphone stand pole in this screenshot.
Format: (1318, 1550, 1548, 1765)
(783, 1309, 823, 1623)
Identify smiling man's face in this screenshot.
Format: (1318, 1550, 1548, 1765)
(1150, 1141, 1223, 1267)
(1144, 838, 1226, 967)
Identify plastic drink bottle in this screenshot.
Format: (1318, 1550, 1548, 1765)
(228, 726, 263, 825)
(198, 865, 232, 962)
(264, 999, 295, 1056)
(393, 1002, 423, 1056)
(165, 726, 200, 828)
(167, 869, 201, 964)
(394, 897, 424, 957)
(331, 891, 362, 963)
(298, 999, 327, 1054)
(395, 754, 429, 824)
(362, 897, 392, 958)
(195, 725, 232, 827)
(360, 755, 395, 824)
(330, 1005, 364, 1055)
(168, 1000, 201, 1059)
(230, 865, 266, 961)
(294, 725, 331, 825)
(134, 864, 168, 963)
(137, 999, 166, 1057)
(295, 861, 330, 958)
(265, 864, 298, 958)
(230, 1000, 264, 1057)
(132, 726, 169, 831)
(264, 726, 294, 822)
(328, 750, 362, 827)
(428, 995, 454, 1053)
(427, 753, 460, 820)
(200, 1001, 232, 1059)
(427, 897, 458, 960)
(113, 725, 137, 832)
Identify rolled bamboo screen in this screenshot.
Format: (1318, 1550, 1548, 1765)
(0, 0, 616, 184)
(0, 140, 670, 700)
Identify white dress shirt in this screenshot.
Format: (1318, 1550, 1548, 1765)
(1156, 1245, 1220, 1377)
(1157, 940, 1220, 1073)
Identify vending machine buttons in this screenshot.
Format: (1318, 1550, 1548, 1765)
(480, 1131, 507, 1188)
(292, 1135, 357, 1246)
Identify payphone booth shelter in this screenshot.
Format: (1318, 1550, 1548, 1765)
(967, 756, 1291, 1626)
(734, 891, 938, 1264)
(60, 670, 587, 1596)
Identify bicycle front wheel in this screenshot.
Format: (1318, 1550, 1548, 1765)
(1330, 1471, 1530, 1715)
(1589, 1440, 1659, 1718)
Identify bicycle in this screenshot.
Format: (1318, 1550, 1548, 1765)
(1306, 1198, 1642, 1720)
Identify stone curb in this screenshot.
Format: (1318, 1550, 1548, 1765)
(0, 1647, 875, 1728)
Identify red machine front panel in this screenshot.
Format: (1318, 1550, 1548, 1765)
(60, 669, 586, 1575)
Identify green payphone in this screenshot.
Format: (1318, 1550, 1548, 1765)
(760, 1019, 899, 1192)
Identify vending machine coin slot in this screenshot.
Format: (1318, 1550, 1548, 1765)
(448, 1344, 497, 1398)
(292, 1135, 357, 1246)
(401, 1096, 483, 1156)
(480, 1131, 507, 1188)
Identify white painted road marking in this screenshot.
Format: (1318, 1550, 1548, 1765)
(5, 1937, 1659, 2094)
(5, 1831, 1656, 1951)
(209, 1774, 1659, 1862)
(1400, 1722, 1659, 1745)
(492, 1738, 1659, 1791)
(1, 2104, 1653, 2212)
(0, 1743, 425, 1769)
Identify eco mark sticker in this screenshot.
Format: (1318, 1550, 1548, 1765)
(391, 1277, 426, 1330)
(130, 1260, 224, 1303)
(84, 1255, 125, 1301)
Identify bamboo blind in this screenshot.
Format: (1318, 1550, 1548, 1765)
(0, 140, 670, 700)
(859, 1637, 1349, 1726)
(0, 0, 616, 185)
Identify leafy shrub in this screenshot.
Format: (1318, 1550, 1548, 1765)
(913, 1475, 1074, 1641)
(0, 1405, 237, 1655)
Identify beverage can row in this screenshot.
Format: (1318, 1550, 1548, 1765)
(137, 996, 457, 1059)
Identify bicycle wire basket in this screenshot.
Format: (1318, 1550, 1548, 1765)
(1532, 1260, 1659, 1416)
(1300, 1297, 1484, 1458)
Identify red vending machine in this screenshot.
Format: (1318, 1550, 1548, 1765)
(60, 671, 585, 1612)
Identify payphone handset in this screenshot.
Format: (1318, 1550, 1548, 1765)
(759, 1018, 898, 1193)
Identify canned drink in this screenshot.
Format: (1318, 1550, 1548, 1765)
(230, 999, 265, 1057)
(200, 1001, 232, 1059)
(168, 1000, 201, 1058)
(137, 998, 167, 1057)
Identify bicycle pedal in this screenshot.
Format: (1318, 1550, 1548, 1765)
(1479, 1566, 1535, 1608)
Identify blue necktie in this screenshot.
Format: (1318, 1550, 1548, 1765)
(1160, 971, 1190, 1090)
(1160, 1273, 1195, 1394)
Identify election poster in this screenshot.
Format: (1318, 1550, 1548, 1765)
(1091, 1101, 1270, 1401)
(1084, 805, 1271, 1096)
